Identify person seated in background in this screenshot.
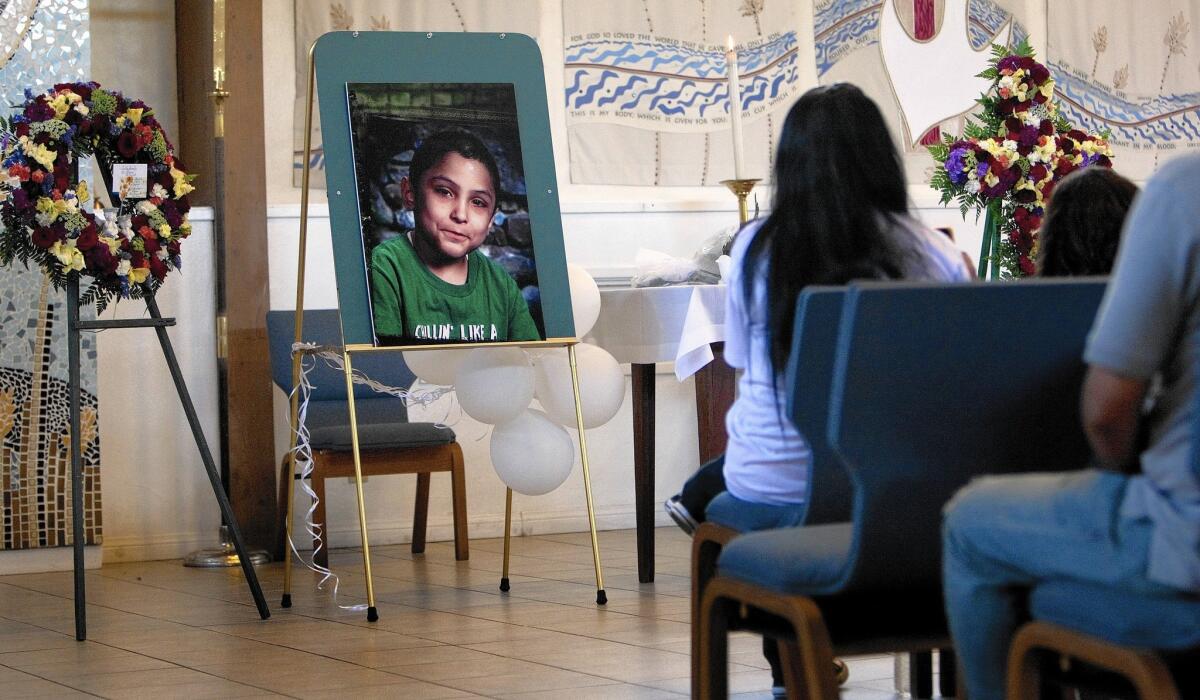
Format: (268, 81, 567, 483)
(667, 83, 972, 695)
(1037, 166, 1138, 277)
(942, 153, 1200, 700)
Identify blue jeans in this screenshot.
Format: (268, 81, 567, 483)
(705, 490, 808, 532)
(942, 470, 1170, 700)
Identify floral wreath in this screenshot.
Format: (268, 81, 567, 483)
(0, 81, 195, 310)
(929, 41, 1113, 278)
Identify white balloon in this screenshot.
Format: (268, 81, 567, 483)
(567, 263, 602, 338)
(403, 349, 465, 386)
(491, 409, 574, 495)
(454, 347, 534, 424)
(533, 343, 625, 429)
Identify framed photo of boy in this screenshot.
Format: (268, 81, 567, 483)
(312, 32, 575, 348)
(349, 83, 543, 345)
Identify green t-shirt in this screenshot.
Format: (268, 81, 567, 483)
(370, 235, 541, 343)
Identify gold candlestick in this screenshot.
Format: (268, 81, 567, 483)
(721, 178, 760, 225)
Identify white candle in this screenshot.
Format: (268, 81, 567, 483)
(725, 35, 746, 180)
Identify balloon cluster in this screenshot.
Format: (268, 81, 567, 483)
(405, 264, 624, 495)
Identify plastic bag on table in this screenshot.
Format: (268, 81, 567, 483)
(630, 248, 720, 287)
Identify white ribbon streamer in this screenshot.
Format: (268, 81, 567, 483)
(285, 343, 455, 609)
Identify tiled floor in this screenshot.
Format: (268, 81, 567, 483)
(0, 528, 933, 698)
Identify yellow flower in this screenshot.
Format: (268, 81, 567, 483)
(104, 236, 122, 254)
(36, 196, 59, 221)
(158, 223, 172, 240)
(170, 165, 195, 198)
(1039, 79, 1055, 99)
(50, 240, 85, 272)
(75, 180, 89, 205)
(23, 139, 57, 169)
(125, 107, 144, 125)
(50, 94, 71, 119)
(128, 265, 150, 285)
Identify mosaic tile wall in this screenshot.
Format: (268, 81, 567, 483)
(0, 0, 101, 550)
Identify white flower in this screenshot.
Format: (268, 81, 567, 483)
(103, 217, 119, 237)
(117, 259, 131, 277)
(35, 212, 55, 227)
(966, 180, 981, 194)
(1002, 139, 1019, 154)
(156, 249, 169, 261)
(150, 183, 168, 200)
(136, 200, 156, 215)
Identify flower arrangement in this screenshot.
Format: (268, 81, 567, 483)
(0, 82, 195, 310)
(929, 41, 1113, 278)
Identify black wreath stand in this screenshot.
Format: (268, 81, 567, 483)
(64, 276, 270, 641)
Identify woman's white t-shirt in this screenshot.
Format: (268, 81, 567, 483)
(722, 214, 973, 505)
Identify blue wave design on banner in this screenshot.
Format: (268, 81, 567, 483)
(566, 33, 799, 122)
(1051, 63, 1200, 145)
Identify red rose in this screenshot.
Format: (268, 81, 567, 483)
(14, 122, 29, 137)
(167, 240, 181, 256)
(131, 214, 148, 230)
(149, 256, 168, 281)
(116, 131, 140, 158)
(142, 235, 160, 254)
(1004, 117, 1023, 133)
(1029, 164, 1048, 182)
(31, 226, 60, 249)
(1039, 119, 1055, 136)
(1029, 64, 1050, 83)
(1018, 254, 1036, 276)
(75, 224, 99, 251)
(1068, 129, 1087, 142)
(130, 251, 145, 268)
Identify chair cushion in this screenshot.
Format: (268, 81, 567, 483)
(309, 421, 456, 451)
(705, 492, 807, 532)
(1030, 579, 1200, 650)
(717, 522, 853, 596)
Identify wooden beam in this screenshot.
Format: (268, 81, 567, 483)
(173, 1, 214, 208)
(221, 0, 275, 549)
(176, 0, 275, 548)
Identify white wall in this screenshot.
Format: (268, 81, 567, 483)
(78, 0, 1010, 564)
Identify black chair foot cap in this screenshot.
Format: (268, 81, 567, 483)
(499, 577, 510, 592)
(596, 589, 607, 605)
(367, 606, 379, 622)
(280, 594, 292, 608)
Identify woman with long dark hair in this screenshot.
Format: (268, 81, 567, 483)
(668, 83, 972, 695)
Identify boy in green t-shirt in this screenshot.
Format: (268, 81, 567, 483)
(370, 128, 541, 345)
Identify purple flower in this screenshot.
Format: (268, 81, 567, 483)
(976, 161, 990, 181)
(11, 189, 29, 210)
(1080, 152, 1102, 167)
(997, 56, 1022, 73)
(945, 147, 970, 185)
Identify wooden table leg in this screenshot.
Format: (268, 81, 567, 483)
(632, 362, 656, 583)
(693, 343, 735, 464)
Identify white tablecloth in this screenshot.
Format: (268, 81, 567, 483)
(584, 285, 727, 381)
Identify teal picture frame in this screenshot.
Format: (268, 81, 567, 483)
(313, 31, 574, 346)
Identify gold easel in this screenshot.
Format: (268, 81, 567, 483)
(280, 43, 607, 619)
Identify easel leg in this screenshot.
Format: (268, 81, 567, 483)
(568, 345, 606, 605)
(342, 351, 378, 621)
(284, 23, 319, 610)
(67, 277, 87, 641)
(144, 294, 270, 620)
(281, 368, 302, 608)
(500, 488, 512, 592)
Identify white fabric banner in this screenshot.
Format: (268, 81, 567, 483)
(815, 0, 1029, 186)
(292, 1, 541, 187)
(1047, 1, 1200, 180)
(564, 0, 803, 186)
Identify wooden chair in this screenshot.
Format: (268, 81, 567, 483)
(691, 287, 952, 697)
(267, 310, 468, 567)
(696, 279, 1108, 698)
(1004, 374, 1200, 699)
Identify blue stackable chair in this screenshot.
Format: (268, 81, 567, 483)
(690, 287, 854, 696)
(1006, 346, 1200, 699)
(267, 309, 468, 567)
(696, 279, 1108, 699)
